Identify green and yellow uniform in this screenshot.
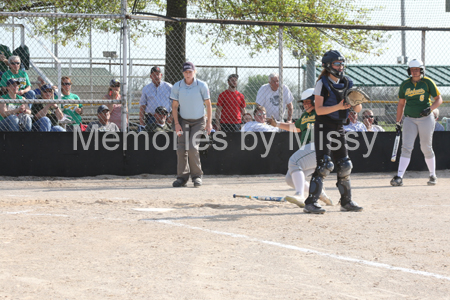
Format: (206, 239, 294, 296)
(398, 76, 440, 118)
(294, 110, 316, 145)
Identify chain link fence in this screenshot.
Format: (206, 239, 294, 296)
(1, 5, 450, 133)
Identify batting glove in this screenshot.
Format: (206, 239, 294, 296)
(420, 107, 432, 117)
(395, 122, 402, 134)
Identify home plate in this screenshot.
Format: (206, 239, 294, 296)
(132, 208, 175, 212)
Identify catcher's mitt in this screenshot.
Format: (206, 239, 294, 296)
(344, 88, 370, 106)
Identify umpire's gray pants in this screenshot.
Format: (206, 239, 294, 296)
(177, 116, 206, 181)
(401, 114, 435, 159)
(285, 142, 317, 188)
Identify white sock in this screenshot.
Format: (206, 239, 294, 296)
(397, 157, 411, 178)
(291, 171, 305, 198)
(425, 157, 436, 177)
(303, 181, 310, 197)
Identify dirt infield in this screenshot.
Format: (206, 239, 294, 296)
(1, 170, 450, 299)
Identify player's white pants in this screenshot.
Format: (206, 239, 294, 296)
(400, 114, 435, 159)
(285, 142, 317, 189)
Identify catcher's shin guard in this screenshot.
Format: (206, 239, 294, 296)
(335, 156, 353, 205)
(305, 156, 334, 204)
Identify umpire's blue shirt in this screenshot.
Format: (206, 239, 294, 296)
(170, 78, 210, 119)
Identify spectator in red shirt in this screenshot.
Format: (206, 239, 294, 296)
(215, 74, 246, 132)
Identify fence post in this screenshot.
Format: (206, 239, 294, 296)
(121, 0, 128, 133)
(421, 30, 426, 65)
(278, 26, 284, 121)
(306, 53, 315, 90)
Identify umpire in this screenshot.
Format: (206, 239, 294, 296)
(171, 62, 212, 188)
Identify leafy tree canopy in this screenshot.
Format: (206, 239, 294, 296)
(152, 0, 387, 60)
(0, 0, 149, 47)
(1, 0, 387, 59)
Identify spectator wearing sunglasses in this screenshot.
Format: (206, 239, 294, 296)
(103, 79, 127, 130)
(361, 109, 384, 132)
(31, 84, 66, 132)
(343, 110, 367, 132)
(240, 106, 280, 132)
(0, 56, 35, 101)
(60, 76, 83, 129)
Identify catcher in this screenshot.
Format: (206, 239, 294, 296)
(268, 88, 332, 208)
(303, 50, 365, 214)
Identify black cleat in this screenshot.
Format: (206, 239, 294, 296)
(427, 175, 437, 186)
(303, 203, 326, 214)
(172, 178, 187, 187)
(340, 201, 363, 212)
(390, 175, 403, 186)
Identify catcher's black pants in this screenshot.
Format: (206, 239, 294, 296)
(314, 119, 348, 163)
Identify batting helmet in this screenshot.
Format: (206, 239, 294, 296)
(407, 59, 425, 77)
(298, 88, 315, 110)
(322, 50, 346, 79)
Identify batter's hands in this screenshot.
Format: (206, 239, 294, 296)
(267, 116, 278, 127)
(395, 122, 402, 134)
(420, 107, 431, 117)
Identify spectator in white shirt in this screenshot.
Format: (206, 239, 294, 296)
(255, 73, 294, 122)
(241, 106, 280, 132)
(362, 109, 385, 132)
(343, 110, 367, 132)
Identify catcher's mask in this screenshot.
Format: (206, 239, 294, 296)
(407, 59, 425, 77)
(322, 50, 346, 80)
(298, 88, 315, 111)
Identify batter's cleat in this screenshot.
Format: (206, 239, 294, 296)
(172, 178, 187, 187)
(193, 177, 202, 188)
(319, 189, 333, 206)
(285, 195, 305, 208)
(340, 201, 363, 212)
(427, 175, 437, 186)
(303, 202, 326, 214)
(390, 175, 403, 186)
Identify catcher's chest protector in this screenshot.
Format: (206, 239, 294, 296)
(321, 76, 353, 121)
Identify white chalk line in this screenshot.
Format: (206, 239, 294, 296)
(152, 219, 450, 282)
(5, 210, 450, 283)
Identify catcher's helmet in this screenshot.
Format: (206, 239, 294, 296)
(298, 88, 315, 110)
(322, 50, 346, 79)
(407, 59, 425, 77)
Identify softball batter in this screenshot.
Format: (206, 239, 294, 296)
(390, 59, 443, 186)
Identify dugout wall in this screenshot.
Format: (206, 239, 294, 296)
(1, 132, 449, 177)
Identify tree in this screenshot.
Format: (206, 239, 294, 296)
(195, 67, 227, 103)
(158, 0, 386, 83)
(242, 74, 268, 104)
(1, 0, 387, 83)
(165, 0, 187, 84)
(0, 1, 150, 47)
